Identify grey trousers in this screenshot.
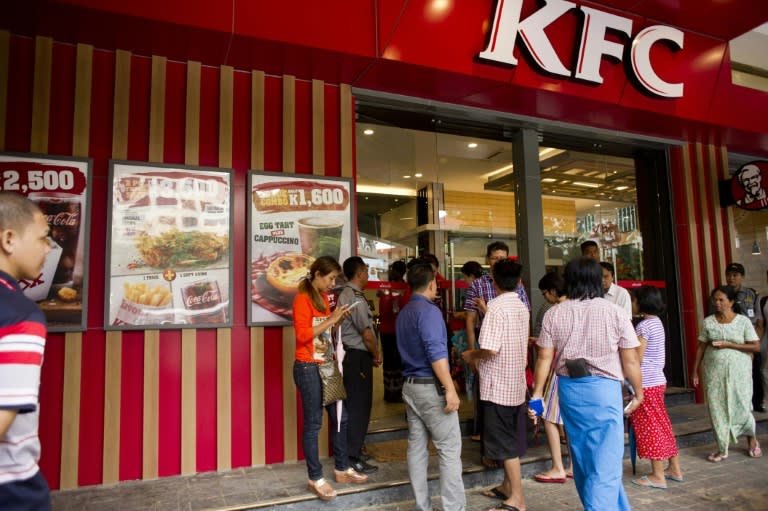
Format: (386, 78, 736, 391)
(402, 381, 466, 511)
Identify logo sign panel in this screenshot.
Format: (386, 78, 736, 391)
(731, 161, 768, 211)
(479, 0, 684, 98)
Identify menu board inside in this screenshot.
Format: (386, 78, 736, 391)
(0, 153, 92, 332)
(105, 162, 233, 329)
(249, 172, 354, 326)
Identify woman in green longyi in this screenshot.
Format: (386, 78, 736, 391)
(692, 285, 762, 462)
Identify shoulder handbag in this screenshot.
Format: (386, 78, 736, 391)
(319, 326, 347, 406)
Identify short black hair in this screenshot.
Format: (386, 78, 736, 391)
(580, 240, 598, 253)
(389, 260, 407, 282)
(486, 241, 509, 258)
(564, 257, 604, 300)
(711, 285, 742, 314)
(342, 256, 366, 280)
(633, 285, 665, 315)
(538, 271, 567, 297)
(492, 259, 522, 291)
(461, 260, 484, 279)
(599, 261, 615, 278)
(407, 262, 435, 292)
(420, 253, 440, 270)
(0, 191, 42, 232)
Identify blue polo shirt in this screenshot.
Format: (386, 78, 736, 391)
(395, 294, 448, 377)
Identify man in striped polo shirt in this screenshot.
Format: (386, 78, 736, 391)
(0, 192, 53, 511)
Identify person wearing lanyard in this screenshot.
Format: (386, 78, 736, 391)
(397, 262, 465, 511)
(530, 257, 643, 511)
(0, 192, 54, 511)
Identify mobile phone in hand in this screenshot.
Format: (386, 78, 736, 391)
(623, 400, 633, 414)
(529, 398, 544, 417)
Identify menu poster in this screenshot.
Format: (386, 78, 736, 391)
(105, 161, 233, 330)
(0, 153, 92, 332)
(249, 172, 354, 326)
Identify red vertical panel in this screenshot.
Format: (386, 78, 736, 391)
(47, 43, 75, 156)
(263, 76, 282, 172)
(198, 66, 219, 168)
(294, 79, 311, 174)
(127, 55, 151, 162)
(263, 326, 284, 464)
(231, 71, 251, 175)
(38, 333, 65, 490)
(230, 326, 251, 468)
(119, 330, 144, 481)
(4, 36, 34, 152)
(162, 61, 186, 165)
(77, 330, 106, 486)
(323, 85, 340, 176)
(88, 50, 115, 166)
(158, 330, 181, 477)
(195, 329, 217, 472)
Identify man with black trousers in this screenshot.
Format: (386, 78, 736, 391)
(338, 256, 381, 473)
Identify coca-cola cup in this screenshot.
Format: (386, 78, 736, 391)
(181, 280, 228, 325)
(28, 192, 81, 286)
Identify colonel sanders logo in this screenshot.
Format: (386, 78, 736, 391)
(732, 162, 768, 211)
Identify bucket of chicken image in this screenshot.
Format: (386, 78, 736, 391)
(113, 281, 174, 326)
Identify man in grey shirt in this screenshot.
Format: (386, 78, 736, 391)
(338, 256, 382, 474)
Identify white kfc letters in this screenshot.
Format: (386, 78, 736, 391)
(479, 0, 684, 98)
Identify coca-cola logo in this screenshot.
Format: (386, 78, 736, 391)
(185, 289, 221, 308)
(45, 212, 79, 227)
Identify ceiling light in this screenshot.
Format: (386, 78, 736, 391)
(468, 142, 478, 148)
(403, 175, 411, 179)
(363, 128, 374, 135)
(615, 186, 629, 191)
(414, 173, 423, 178)
(542, 178, 557, 183)
(573, 181, 601, 188)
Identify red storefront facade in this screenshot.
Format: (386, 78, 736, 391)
(1, 0, 767, 490)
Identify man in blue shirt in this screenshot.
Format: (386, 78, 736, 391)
(396, 263, 465, 511)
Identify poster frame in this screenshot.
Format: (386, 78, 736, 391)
(104, 160, 234, 330)
(248, 170, 355, 327)
(0, 152, 93, 333)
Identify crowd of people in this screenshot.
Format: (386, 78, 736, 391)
(286, 237, 766, 511)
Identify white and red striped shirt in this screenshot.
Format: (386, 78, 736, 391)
(0, 271, 47, 485)
(477, 292, 529, 406)
(538, 298, 639, 381)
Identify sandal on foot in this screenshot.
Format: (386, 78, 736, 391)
(749, 445, 763, 458)
(487, 504, 521, 511)
(307, 478, 336, 500)
(631, 476, 667, 490)
(482, 487, 509, 500)
(334, 467, 368, 484)
(664, 472, 684, 483)
(534, 473, 567, 484)
(707, 452, 728, 463)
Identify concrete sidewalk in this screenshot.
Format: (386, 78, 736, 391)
(351, 434, 768, 511)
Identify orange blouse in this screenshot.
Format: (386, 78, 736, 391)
(292, 292, 331, 363)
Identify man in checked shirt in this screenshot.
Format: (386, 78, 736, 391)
(464, 241, 529, 456)
(462, 259, 530, 511)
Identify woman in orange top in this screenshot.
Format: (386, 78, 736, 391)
(293, 256, 368, 501)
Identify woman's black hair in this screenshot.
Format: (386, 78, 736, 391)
(711, 285, 742, 314)
(564, 257, 603, 300)
(633, 285, 665, 315)
(538, 271, 567, 297)
(297, 255, 341, 312)
(460, 260, 484, 279)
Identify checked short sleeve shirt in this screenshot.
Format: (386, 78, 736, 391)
(477, 292, 530, 406)
(538, 298, 639, 381)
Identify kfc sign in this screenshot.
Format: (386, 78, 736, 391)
(479, 0, 684, 98)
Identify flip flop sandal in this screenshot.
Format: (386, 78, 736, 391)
(631, 476, 667, 490)
(749, 445, 763, 458)
(487, 504, 521, 511)
(664, 473, 684, 483)
(707, 452, 728, 463)
(534, 473, 567, 484)
(482, 487, 509, 500)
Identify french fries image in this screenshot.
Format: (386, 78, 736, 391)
(122, 282, 172, 307)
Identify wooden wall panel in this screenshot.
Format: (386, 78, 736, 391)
(0, 30, 10, 150)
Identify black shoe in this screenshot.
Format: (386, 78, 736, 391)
(755, 405, 766, 413)
(350, 457, 378, 474)
(359, 452, 373, 462)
